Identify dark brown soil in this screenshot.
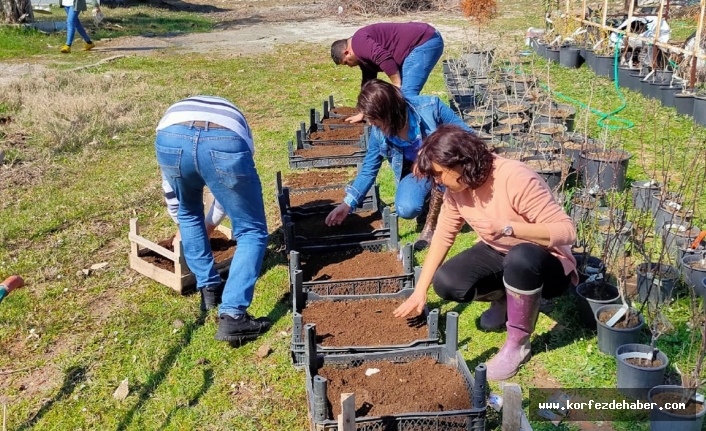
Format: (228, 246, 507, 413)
(652, 392, 705, 415)
(330, 106, 358, 116)
(283, 170, 354, 189)
(492, 126, 512, 134)
(537, 126, 564, 134)
(303, 298, 427, 347)
(140, 230, 236, 272)
(582, 282, 617, 301)
(294, 145, 361, 158)
(321, 118, 366, 129)
(499, 117, 527, 126)
(290, 188, 343, 208)
(597, 308, 641, 329)
(302, 250, 403, 281)
(294, 210, 383, 237)
(686, 260, 706, 270)
(309, 128, 362, 141)
(498, 104, 527, 113)
(524, 158, 568, 172)
(625, 357, 662, 368)
(320, 357, 472, 418)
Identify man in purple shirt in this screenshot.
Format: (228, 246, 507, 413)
(331, 22, 444, 122)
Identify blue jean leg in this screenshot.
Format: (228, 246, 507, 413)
(156, 127, 221, 293)
(156, 125, 268, 317)
(395, 172, 432, 219)
(196, 132, 268, 317)
(64, 6, 91, 46)
(400, 32, 444, 97)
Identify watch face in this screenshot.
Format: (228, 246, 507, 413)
(504, 226, 513, 236)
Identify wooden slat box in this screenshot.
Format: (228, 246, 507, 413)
(128, 218, 233, 293)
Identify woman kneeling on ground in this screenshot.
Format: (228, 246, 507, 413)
(325, 79, 472, 250)
(394, 124, 578, 380)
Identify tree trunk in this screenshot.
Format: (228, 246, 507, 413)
(2, 0, 34, 23)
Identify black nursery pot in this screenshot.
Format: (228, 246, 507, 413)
(559, 46, 581, 68)
(674, 92, 695, 116)
(693, 95, 706, 127)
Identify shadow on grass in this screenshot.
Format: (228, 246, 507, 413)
(157, 368, 214, 430)
(115, 311, 208, 431)
(16, 365, 89, 431)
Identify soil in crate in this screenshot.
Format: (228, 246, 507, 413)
(290, 188, 343, 208)
(294, 210, 383, 237)
(309, 128, 362, 141)
(303, 298, 427, 346)
(140, 231, 236, 272)
(294, 145, 361, 158)
(302, 249, 403, 281)
(284, 170, 354, 189)
(319, 357, 472, 418)
(652, 392, 705, 415)
(597, 309, 640, 329)
(625, 357, 663, 367)
(330, 106, 358, 117)
(321, 118, 367, 127)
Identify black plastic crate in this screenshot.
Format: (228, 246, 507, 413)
(297, 109, 369, 147)
(290, 242, 416, 296)
(290, 275, 435, 368)
(288, 138, 367, 169)
(302, 312, 487, 431)
(323, 95, 358, 119)
(275, 171, 380, 218)
(283, 208, 398, 253)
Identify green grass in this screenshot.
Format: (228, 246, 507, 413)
(1, 0, 706, 430)
(0, 4, 213, 60)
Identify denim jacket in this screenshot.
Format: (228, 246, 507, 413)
(343, 95, 472, 210)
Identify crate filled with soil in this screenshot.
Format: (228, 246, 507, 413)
(302, 313, 487, 430)
(289, 242, 415, 296)
(322, 95, 358, 119)
(288, 139, 366, 169)
(283, 207, 398, 252)
(128, 218, 235, 293)
(276, 171, 381, 217)
(297, 110, 368, 147)
(291, 288, 438, 367)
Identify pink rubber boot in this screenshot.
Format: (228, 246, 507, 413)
(486, 282, 542, 381)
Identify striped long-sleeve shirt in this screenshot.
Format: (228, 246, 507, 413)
(161, 178, 226, 227)
(156, 95, 255, 154)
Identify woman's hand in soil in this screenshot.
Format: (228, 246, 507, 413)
(393, 290, 427, 318)
(345, 113, 364, 123)
(325, 203, 350, 226)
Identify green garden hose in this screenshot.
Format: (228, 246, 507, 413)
(535, 34, 634, 130)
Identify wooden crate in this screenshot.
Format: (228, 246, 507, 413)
(128, 218, 233, 294)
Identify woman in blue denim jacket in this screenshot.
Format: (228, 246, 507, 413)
(325, 79, 472, 250)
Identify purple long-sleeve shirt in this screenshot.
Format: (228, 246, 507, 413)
(350, 22, 436, 86)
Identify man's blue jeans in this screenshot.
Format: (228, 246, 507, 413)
(155, 123, 268, 317)
(395, 172, 433, 219)
(400, 31, 444, 98)
(64, 6, 91, 46)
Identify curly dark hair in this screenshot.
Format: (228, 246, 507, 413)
(356, 79, 407, 137)
(416, 124, 494, 189)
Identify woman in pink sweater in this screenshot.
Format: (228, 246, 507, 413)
(394, 125, 578, 380)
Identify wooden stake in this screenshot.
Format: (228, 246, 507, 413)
(601, 0, 608, 27)
(502, 383, 522, 431)
(652, 0, 665, 70)
(337, 393, 355, 431)
(3, 403, 6, 431)
(691, 0, 706, 88)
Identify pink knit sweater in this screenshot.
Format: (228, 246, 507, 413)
(435, 155, 579, 285)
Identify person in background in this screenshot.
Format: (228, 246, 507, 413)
(155, 96, 271, 343)
(610, 16, 670, 67)
(330, 22, 444, 123)
(60, 0, 101, 53)
(394, 125, 577, 380)
(324, 79, 473, 251)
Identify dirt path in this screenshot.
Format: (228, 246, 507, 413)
(94, 9, 480, 56)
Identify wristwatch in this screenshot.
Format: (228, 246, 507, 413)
(502, 225, 514, 236)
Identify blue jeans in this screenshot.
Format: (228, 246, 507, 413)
(395, 172, 432, 219)
(64, 6, 91, 46)
(155, 123, 268, 317)
(400, 31, 444, 98)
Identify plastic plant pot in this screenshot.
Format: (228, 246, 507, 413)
(616, 344, 668, 401)
(648, 386, 706, 431)
(631, 180, 661, 212)
(635, 262, 679, 305)
(595, 304, 644, 356)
